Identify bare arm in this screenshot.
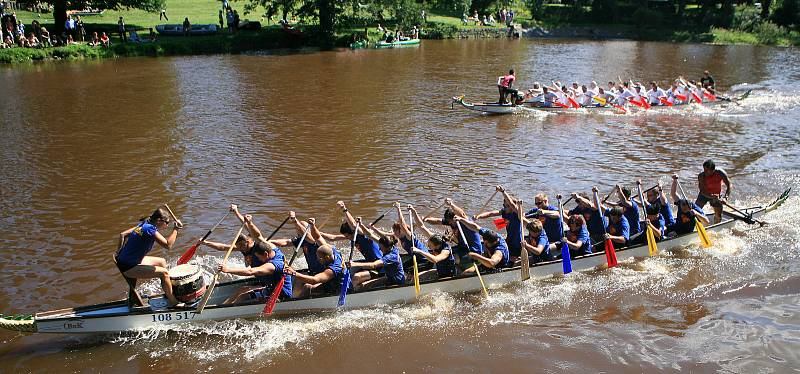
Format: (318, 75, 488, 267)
(394, 202, 412, 239)
(671, 175, 680, 202)
(409, 206, 434, 237)
(523, 240, 544, 255)
(288, 267, 334, 285)
(720, 170, 732, 198)
(446, 199, 468, 219)
(573, 193, 594, 211)
(154, 226, 179, 250)
(220, 262, 276, 277)
(358, 220, 381, 242)
(468, 250, 502, 268)
(498, 186, 518, 214)
(349, 259, 384, 271)
(337, 201, 357, 230)
(455, 216, 480, 232)
(201, 239, 233, 251)
(414, 247, 451, 263)
(616, 185, 632, 208)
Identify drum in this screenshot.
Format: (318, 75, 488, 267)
(168, 264, 207, 303)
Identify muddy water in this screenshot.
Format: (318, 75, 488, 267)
(1, 39, 799, 372)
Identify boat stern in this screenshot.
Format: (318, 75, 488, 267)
(0, 314, 37, 333)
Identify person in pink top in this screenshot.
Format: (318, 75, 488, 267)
(498, 69, 516, 104)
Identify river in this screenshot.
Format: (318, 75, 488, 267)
(1, 39, 799, 372)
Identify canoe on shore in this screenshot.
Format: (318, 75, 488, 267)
(155, 24, 219, 36)
(0, 189, 788, 334)
(375, 38, 421, 48)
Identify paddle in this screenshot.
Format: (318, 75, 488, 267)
(177, 210, 231, 265)
(676, 179, 712, 248)
(370, 206, 394, 226)
(338, 219, 360, 306)
(557, 195, 572, 275)
(518, 200, 530, 281)
(637, 181, 659, 256)
(592, 96, 607, 106)
(720, 200, 768, 226)
(409, 209, 421, 296)
(478, 190, 499, 215)
(493, 218, 508, 230)
(196, 223, 246, 314)
(457, 221, 488, 297)
(423, 200, 447, 221)
(658, 97, 674, 107)
(593, 189, 617, 267)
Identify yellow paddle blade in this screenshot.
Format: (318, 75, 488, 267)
(412, 255, 420, 296)
(646, 225, 658, 256)
(696, 220, 712, 248)
(592, 96, 607, 105)
(474, 263, 489, 298)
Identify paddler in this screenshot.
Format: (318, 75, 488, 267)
(115, 206, 183, 307)
(347, 220, 405, 289)
(217, 237, 292, 304)
(695, 160, 732, 224)
(317, 201, 384, 282)
(562, 214, 593, 257)
(473, 185, 523, 262)
(498, 69, 516, 105)
(668, 175, 710, 235)
(284, 218, 346, 297)
(200, 204, 268, 267)
(453, 217, 509, 272)
(604, 206, 630, 247)
(700, 70, 715, 94)
(646, 181, 676, 229)
(424, 198, 483, 270)
(569, 189, 607, 249)
(607, 185, 641, 235)
(525, 193, 563, 245)
(647, 81, 668, 105)
(523, 219, 553, 263)
(268, 211, 323, 274)
(408, 205, 457, 279)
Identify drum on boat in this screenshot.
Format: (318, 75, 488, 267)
(169, 264, 207, 303)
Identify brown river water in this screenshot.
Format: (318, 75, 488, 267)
(1, 39, 800, 372)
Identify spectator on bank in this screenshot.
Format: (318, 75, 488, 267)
(226, 8, 233, 31)
(218, 10, 223, 31)
(31, 19, 40, 38)
(183, 17, 191, 36)
(27, 32, 39, 47)
(89, 31, 100, 46)
(130, 30, 142, 42)
(66, 34, 77, 45)
(0, 35, 9, 48)
(118, 16, 126, 42)
(40, 26, 50, 47)
(160, 7, 168, 20)
(232, 10, 239, 32)
(64, 14, 74, 38)
(76, 15, 86, 42)
(100, 31, 110, 47)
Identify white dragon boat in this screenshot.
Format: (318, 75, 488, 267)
(0, 189, 787, 334)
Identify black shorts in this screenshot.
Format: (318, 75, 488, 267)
(115, 256, 138, 273)
(696, 194, 723, 209)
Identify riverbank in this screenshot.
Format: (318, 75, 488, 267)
(1, 17, 797, 64)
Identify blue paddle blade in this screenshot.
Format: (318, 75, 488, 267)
(338, 267, 351, 307)
(561, 242, 572, 274)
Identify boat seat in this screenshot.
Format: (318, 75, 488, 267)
(111, 255, 146, 309)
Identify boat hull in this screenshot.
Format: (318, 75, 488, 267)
(375, 39, 420, 48)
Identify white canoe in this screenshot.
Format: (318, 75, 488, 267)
(0, 189, 788, 334)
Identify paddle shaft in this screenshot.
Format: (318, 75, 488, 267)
(370, 207, 394, 226)
(347, 224, 360, 262)
(288, 224, 312, 267)
(478, 190, 499, 213)
(423, 200, 447, 221)
(196, 223, 246, 313)
(266, 216, 291, 241)
(177, 209, 230, 265)
(518, 201, 530, 280)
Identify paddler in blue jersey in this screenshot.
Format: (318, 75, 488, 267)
(285, 218, 346, 297)
(525, 193, 564, 246)
(668, 175, 710, 236)
(473, 185, 523, 262)
(217, 238, 293, 304)
(347, 220, 405, 289)
(569, 188, 607, 249)
(407, 205, 457, 279)
(523, 219, 553, 263)
(115, 206, 183, 307)
(606, 185, 641, 236)
(454, 217, 509, 272)
(604, 206, 630, 247)
(268, 211, 324, 274)
(315, 201, 385, 285)
(424, 198, 483, 271)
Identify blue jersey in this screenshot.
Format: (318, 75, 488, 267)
(381, 247, 405, 286)
(293, 236, 323, 274)
(671, 202, 706, 235)
(605, 210, 630, 241)
(569, 205, 606, 238)
(623, 198, 641, 235)
(433, 243, 457, 278)
(647, 214, 667, 238)
(657, 200, 676, 227)
(528, 205, 563, 243)
(526, 231, 553, 263)
(251, 246, 292, 298)
(453, 221, 483, 254)
(501, 207, 522, 246)
(326, 248, 345, 294)
(400, 236, 431, 265)
(356, 234, 382, 262)
(117, 222, 157, 269)
(479, 228, 509, 268)
(566, 226, 593, 255)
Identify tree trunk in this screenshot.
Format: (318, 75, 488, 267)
(53, 0, 66, 34)
(317, 0, 335, 39)
(676, 0, 686, 17)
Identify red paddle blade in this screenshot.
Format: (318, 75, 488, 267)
(555, 101, 570, 108)
(604, 238, 617, 267)
(629, 98, 643, 108)
(675, 94, 687, 101)
(568, 97, 580, 108)
(177, 243, 199, 265)
(703, 92, 717, 101)
(262, 276, 285, 316)
(612, 104, 627, 113)
(691, 92, 703, 104)
(493, 218, 508, 230)
(658, 97, 674, 107)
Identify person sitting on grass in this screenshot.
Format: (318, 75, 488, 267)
(66, 34, 77, 45)
(40, 27, 51, 48)
(89, 31, 99, 46)
(129, 30, 142, 43)
(100, 32, 110, 48)
(26, 32, 40, 48)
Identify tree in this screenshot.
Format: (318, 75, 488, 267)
(18, 0, 163, 34)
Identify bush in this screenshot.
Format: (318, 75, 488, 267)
(630, 7, 664, 28)
(732, 6, 762, 32)
(772, 0, 800, 27)
(753, 21, 789, 43)
(423, 21, 458, 39)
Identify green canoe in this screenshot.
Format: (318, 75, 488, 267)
(375, 38, 421, 48)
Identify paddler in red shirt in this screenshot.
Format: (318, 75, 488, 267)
(696, 159, 732, 224)
(497, 69, 516, 105)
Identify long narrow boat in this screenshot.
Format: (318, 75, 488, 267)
(451, 96, 529, 114)
(375, 38, 421, 48)
(454, 90, 751, 115)
(0, 190, 788, 334)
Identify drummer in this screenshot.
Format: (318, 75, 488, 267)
(115, 206, 183, 307)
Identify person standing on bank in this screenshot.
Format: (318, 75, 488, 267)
(696, 160, 731, 224)
(115, 207, 183, 307)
